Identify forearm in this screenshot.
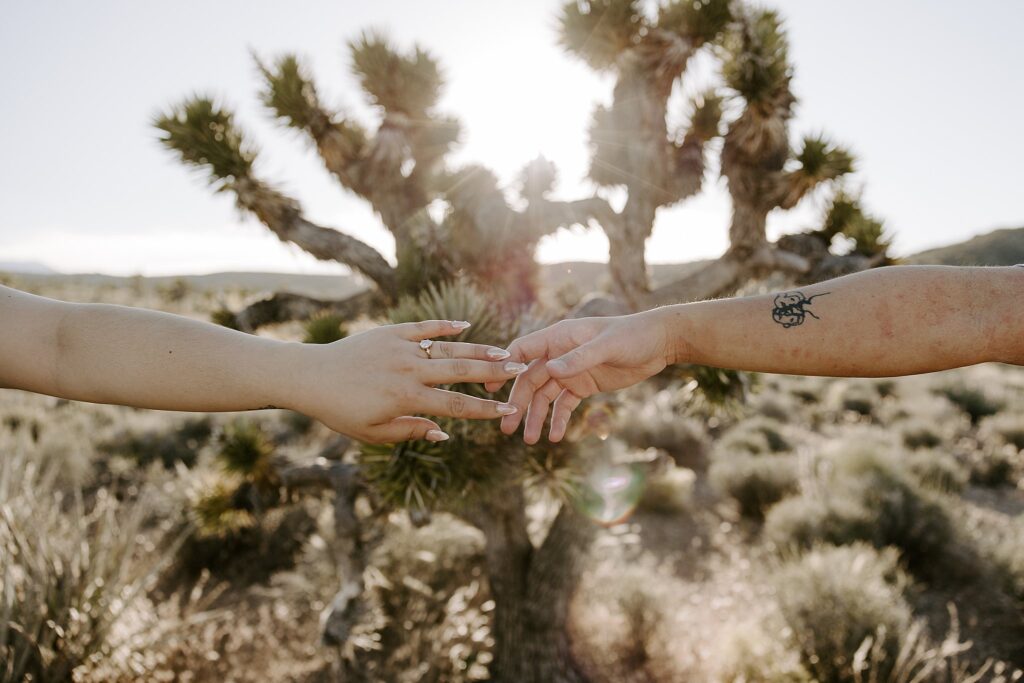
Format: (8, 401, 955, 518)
(659, 265, 1024, 377)
(3, 293, 304, 412)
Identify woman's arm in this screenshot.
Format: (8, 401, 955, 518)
(0, 285, 523, 443)
(496, 266, 1024, 443)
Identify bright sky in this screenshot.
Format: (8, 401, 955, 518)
(1, 0, 1022, 276)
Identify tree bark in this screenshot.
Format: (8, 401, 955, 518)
(232, 290, 380, 333)
(470, 488, 595, 683)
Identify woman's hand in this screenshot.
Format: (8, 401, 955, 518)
(288, 320, 527, 443)
(486, 309, 675, 444)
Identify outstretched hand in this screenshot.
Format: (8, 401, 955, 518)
(485, 310, 675, 444)
(293, 320, 525, 444)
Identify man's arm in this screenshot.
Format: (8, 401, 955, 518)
(663, 265, 1024, 375)
(498, 266, 1024, 443)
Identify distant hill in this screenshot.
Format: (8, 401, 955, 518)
(904, 227, 1024, 266)
(0, 260, 59, 275)
(3, 226, 1020, 296)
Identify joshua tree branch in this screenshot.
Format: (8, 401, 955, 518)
(279, 461, 365, 647)
(231, 290, 380, 333)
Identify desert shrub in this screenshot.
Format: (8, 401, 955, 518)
(0, 445, 172, 682)
(714, 415, 791, 457)
(209, 306, 240, 330)
(840, 385, 877, 417)
(980, 413, 1024, 451)
(617, 407, 708, 460)
(638, 465, 695, 514)
(355, 515, 493, 682)
(936, 383, 1004, 424)
(714, 620, 812, 683)
(771, 544, 912, 683)
(900, 419, 944, 450)
(765, 448, 955, 575)
(966, 447, 1018, 487)
(217, 419, 278, 493)
(302, 312, 347, 344)
(873, 379, 897, 398)
(710, 454, 799, 519)
(614, 586, 663, 670)
(902, 450, 968, 493)
(99, 416, 213, 469)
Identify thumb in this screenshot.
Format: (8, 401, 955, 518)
(373, 416, 450, 444)
(546, 341, 609, 379)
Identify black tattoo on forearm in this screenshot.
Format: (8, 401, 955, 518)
(771, 291, 830, 328)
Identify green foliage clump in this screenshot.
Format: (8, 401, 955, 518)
(349, 31, 444, 117)
(154, 97, 255, 189)
(819, 191, 891, 257)
(721, 7, 790, 104)
(765, 447, 955, 576)
(99, 417, 213, 469)
(900, 419, 943, 450)
(1, 448, 170, 682)
(980, 413, 1024, 450)
(710, 454, 799, 519)
(935, 383, 1004, 424)
(218, 420, 276, 490)
(902, 450, 968, 494)
(839, 384, 876, 416)
(210, 306, 240, 330)
(559, 0, 643, 71)
(771, 544, 912, 683)
(966, 448, 1017, 487)
(360, 281, 527, 515)
(657, 0, 732, 44)
(638, 466, 695, 515)
(302, 312, 347, 344)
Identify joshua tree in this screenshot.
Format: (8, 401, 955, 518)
(653, 6, 886, 304)
(156, 34, 606, 329)
(558, 0, 732, 308)
(156, 33, 634, 683)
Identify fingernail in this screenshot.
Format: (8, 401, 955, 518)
(487, 347, 511, 360)
(496, 403, 518, 415)
(425, 430, 450, 442)
(504, 362, 528, 375)
(547, 359, 569, 374)
(451, 320, 472, 330)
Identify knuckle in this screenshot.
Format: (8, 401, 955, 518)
(452, 359, 469, 377)
(438, 341, 455, 359)
(447, 394, 466, 416)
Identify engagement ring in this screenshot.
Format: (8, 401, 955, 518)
(419, 339, 434, 359)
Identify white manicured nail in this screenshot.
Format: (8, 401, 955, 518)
(504, 362, 528, 375)
(487, 347, 511, 360)
(451, 320, 472, 330)
(496, 403, 518, 415)
(426, 430, 450, 442)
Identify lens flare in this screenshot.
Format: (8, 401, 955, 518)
(577, 462, 645, 526)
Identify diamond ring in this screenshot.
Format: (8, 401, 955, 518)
(419, 339, 434, 359)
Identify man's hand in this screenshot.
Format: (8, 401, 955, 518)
(488, 310, 675, 444)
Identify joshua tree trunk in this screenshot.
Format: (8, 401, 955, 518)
(727, 200, 770, 259)
(472, 487, 596, 683)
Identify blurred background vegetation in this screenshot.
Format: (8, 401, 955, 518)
(2, 0, 1024, 681)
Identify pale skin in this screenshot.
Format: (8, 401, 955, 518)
(490, 265, 1024, 444)
(0, 285, 526, 444)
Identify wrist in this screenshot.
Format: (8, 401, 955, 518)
(262, 340, 316, 413)
(638, 305, 692, 367)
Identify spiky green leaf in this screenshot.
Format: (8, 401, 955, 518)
(559, 0, 645, 71)
(349, 31, 443, 115)
(154, 97, 255, 188)
(657, 0, 732, 45)
(721, 8, 791, 104)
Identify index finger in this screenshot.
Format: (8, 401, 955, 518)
(483, 326, 560, 393)
(393, 320, 472, 341)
